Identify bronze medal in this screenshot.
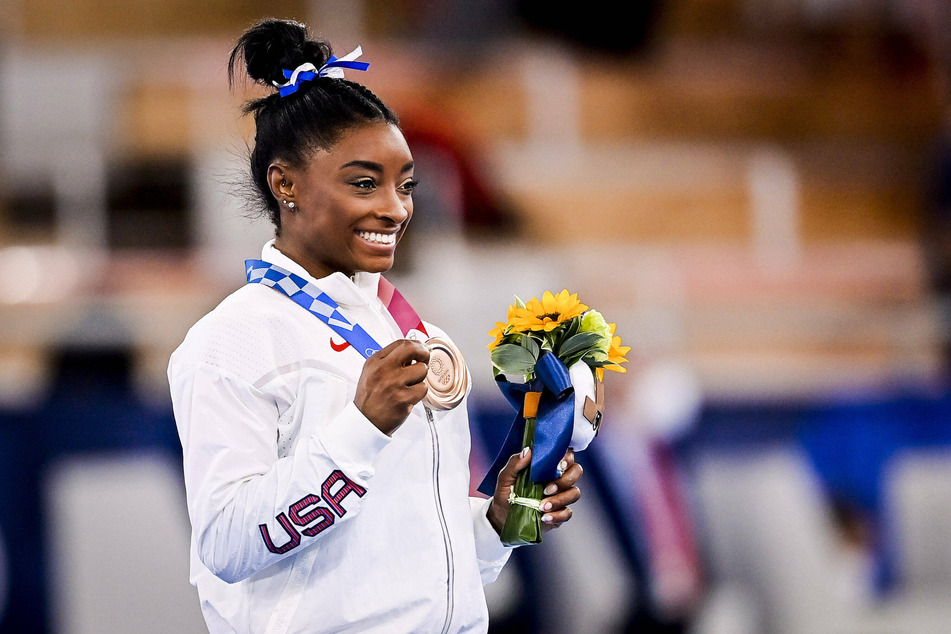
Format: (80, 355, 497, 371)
(422, 336, 468, 411)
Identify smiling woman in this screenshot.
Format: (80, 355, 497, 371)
(270, 123, 417, 279)
(166, 17, 583, 634)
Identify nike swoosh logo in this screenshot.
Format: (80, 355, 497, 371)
(330, 337, 351, 352)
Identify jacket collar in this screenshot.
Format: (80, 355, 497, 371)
(260, 240, 382, 309)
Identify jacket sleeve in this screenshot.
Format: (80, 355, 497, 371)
(170, 360, 390, 584)
(468, 496, 513, 584)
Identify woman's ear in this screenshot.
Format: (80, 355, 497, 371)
(267, 163, 296, 208)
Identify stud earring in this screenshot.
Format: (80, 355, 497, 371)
(288, 201, 295, 209)
(282, 199, 287, 205)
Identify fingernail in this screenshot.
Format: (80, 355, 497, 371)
(558, 460, 568, 472)
(542, 514, 553, 523)
(520, 447, 530, 459)
(544, 484, 557, 495)
(542, 502, 552, 511)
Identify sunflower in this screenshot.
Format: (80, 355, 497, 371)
(487, 302, 521, 351)
(597, 323, 632, 381)
(508, 290, 588, 333)
(487, 322, 509, 351)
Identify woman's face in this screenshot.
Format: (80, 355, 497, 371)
(273, 122, 416, 279)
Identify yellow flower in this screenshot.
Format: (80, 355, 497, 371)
(597, 323, 632, 381)
(487, 303, 521, 350)
(508, 290, 588, 333)
(487, 322, 508, 351)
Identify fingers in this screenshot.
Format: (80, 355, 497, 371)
(376, 338, 430, 360)
(487, 447, 532, 534)
(539, 475, 581, 528)
(354, 339, 432, 435)
(541, 506, 573, 528)
(489, 447, 584, 534)
(403, 359, 429, 388)
(539, 450, 583, 529)
(498, 446, 532, 488)
(383, 339, 430, 386)
(402, 340, 431, 365)
(543, 462, 581, 496)
(376, 338, 430, 365)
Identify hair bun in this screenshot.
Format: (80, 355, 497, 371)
(230, 18, 332, 87)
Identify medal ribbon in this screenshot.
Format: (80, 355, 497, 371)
(245, 260, 427, 358)
(377, 276, 428, 338)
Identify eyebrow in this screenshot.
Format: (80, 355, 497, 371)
(338, 160, 415, 173)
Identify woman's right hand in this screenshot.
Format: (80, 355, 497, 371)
(354, 339, 430, 435)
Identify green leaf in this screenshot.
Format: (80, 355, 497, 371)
(490, 343, 537, 375)
(559, 353, 583, 368)
(583, 355, 622, 373)
(581, 350, 609, 365)
(520, 334, 541, 358)
(563, 316, 581, 340)
(556, 331, 603, 360)
(513, 295, 526, 310)
(501, 498, 543, 545)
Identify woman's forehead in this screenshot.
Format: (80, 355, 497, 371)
(321, 122, 412, 165)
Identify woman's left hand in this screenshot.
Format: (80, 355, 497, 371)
(487, 448, 583, 534)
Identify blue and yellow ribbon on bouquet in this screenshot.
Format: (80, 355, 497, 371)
(478, 352, 575, 545)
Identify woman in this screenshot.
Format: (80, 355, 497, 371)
(168, 18, 582, 633)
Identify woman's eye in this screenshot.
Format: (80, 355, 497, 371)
(352, 178, 376, 190)
(399, 179, 420, 193)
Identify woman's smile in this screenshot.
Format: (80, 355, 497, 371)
(355, 229, 398, 246)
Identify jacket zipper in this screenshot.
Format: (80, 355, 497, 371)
(426, 406, 455, 634)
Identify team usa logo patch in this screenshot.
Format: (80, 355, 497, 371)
(259, 470, 367, 554)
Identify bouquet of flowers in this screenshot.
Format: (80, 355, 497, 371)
(478, 290, 630, 545)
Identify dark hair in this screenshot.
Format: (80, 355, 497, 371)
(228, 18, 399, 229)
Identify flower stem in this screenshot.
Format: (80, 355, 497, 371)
(500, 415, 545, 545)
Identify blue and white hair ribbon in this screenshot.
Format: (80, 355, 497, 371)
(273, 46, 370, 97)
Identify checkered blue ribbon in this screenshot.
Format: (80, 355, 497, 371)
(245, 259, 382, 358)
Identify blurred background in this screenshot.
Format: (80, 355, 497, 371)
(1, 0, 951, 632)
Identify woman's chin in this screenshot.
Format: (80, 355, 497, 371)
(354, 255, 395, 275)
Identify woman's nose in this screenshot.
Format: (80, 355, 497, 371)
(377, 190, 411, 224)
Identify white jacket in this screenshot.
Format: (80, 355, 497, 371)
(168, 242, 511, 633)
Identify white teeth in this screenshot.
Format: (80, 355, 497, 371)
(357, 231, 395, 245)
